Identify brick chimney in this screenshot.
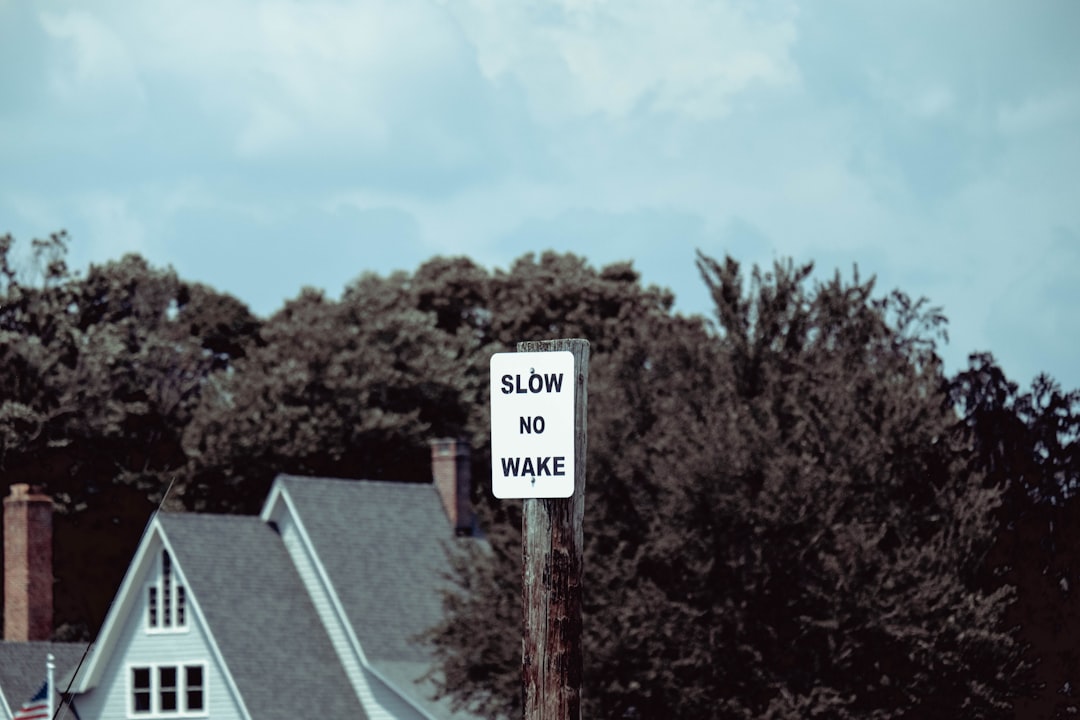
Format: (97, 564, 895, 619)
(430, 438, 473, 536)
(4, 484, 53, 641)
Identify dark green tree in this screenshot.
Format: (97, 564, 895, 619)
(0, 234, 1030, 715)
(951, 354, 1080, 718)
(423, 251, 688, 718)
(427, 253, 1022, 719)
(0, 232, 260, 637)
(180, 272, 475, 513)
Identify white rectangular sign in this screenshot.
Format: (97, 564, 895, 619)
(490, 351, 576, 499)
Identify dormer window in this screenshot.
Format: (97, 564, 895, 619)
(163, 550, 172, 628)
(147, 550, 187, 631)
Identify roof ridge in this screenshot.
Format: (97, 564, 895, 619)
(277, 475, 438, 490)
(158, 511, 266, 521)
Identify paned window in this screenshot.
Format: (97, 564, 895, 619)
(146, 549, 187, 631)
(159, 667, 178, 711)
(130, 663, 206, 716)
(185, 666, 204, 711)
(162, 551, 172, 628)
(132, 667, 151, 713)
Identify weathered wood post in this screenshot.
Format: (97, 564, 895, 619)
(519, 338, 588, 720)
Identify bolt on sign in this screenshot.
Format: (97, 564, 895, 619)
(490, 351, 576, 499)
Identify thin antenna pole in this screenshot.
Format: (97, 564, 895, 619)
(53, 475, 177, 720)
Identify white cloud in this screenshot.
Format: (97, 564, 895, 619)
(234, 102, 301, 158)
(447, 0, 800, 121)
(985, 226, 1080, 384)
(2, 194, 66, 237)
(4, 0, 1077, 388)
(39, 9, 146, 113)
(76, 192, 151, 261)
(911, 85, 955, 119)
(116, 0, 486, 162)
(997, 90, 1080, 135)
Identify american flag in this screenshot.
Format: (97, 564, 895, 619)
(12, 681, 49, 720)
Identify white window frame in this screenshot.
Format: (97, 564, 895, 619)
(127, 662, 208, 718)
(131, 665, 152, 715)
(145, 549, 189, 633)
(183, 664, 206, 715)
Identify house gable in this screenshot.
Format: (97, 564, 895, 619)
(71, 513, 367, 720)
(69, 519, 250, 719)
(262, 478, 434, 720)
(263, 475, 480, 720)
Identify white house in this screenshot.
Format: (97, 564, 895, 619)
(1, 439, 482, 720)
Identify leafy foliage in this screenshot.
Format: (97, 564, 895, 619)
(951, 354, 1080, 717)
(180, 274, 474, 513)
(427, 254, 1024, 719)
(0, 233, 260, 636)
(1, 234, 1062, 720)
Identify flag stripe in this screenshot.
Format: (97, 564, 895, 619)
(13, 680, 50, 720)
(13, 708, 49, 720)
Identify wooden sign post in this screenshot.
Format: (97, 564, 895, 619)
(518, 338, 588, 720)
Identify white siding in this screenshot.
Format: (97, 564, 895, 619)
(277, 508, 427, 720)
(72, 565, 244, 720)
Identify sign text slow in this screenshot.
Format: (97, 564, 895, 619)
(490, 351, 576, 499)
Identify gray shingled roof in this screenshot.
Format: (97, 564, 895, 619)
(0, 641, 85, 716)
(157, 513, 368, 720)
(276, 476, 481, 720)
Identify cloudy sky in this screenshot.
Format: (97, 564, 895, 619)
(1, 0, 1077, 389)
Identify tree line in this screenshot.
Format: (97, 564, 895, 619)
(1, 232, 1077, 718)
